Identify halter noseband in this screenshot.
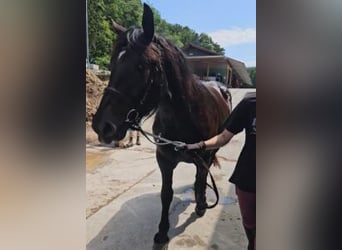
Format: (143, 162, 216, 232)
(105, 86, 134, 105)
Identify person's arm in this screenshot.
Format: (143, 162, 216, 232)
(203, 129, 234, 150)
(180, 129, 235, 151)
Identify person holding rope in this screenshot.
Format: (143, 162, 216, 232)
(179, 91, 256, 250)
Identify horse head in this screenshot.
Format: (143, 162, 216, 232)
(92, 4, 170, 144)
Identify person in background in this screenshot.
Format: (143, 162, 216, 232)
(179, 91, 256, 250)
(216, 73, 223, 83)
(127, 129, 141, 146)
(113, 129, 141, 148)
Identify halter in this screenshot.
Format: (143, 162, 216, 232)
(104, 86, 139, 124)
(104, 65, 159, 127)
(104, 86, 132, 102)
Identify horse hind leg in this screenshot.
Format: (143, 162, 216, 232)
(154, 153, 176, 244)
(194, 163, 209, 217)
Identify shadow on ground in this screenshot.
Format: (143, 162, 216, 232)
(87, 192, 198, 250)
(207, 187, 248, 250)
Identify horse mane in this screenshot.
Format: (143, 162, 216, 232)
(153, 35, 206, 102)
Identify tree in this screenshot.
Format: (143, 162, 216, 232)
(88, 0, 107, 66)
(192, 33, 224, 55)
(88, 0, 142, 68)
(105, 0, 142, 28)
(247, 67, 256, 87)
(88, 0, 225, 68)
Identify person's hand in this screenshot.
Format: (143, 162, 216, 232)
(175, 141, 206, 151)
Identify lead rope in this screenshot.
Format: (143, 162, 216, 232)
(191, 151, 220, 209)
(130, 122, 185, 148)
(129, 121, 220, 209)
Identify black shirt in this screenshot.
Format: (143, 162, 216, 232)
(223, 92, 256, 193)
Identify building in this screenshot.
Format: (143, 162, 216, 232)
(182, 43, 252, 88)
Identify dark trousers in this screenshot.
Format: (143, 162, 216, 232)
(236, 186, 256, 250)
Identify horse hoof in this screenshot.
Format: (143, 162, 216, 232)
(195, 207, 206, 217)
(153, 242, 168, 250)
(154, 232, 169, 244)
(136, 141, 141, 145)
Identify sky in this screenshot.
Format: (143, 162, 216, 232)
(144, 0, 256, 67)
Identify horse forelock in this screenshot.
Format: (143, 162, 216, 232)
(126, 28, 142, 46)
(111, 28, 144, 64)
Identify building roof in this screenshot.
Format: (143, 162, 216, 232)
(185, 55, 227, 63)
(226, 57, 252, 85)
(182, 43, 220, 56)
(182, 43, 252, 86)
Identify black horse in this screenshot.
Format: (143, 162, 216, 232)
(92, 3, 232, 244)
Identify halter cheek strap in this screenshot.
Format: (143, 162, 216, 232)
(104, 86, 141, 125)
(103, 65, 164, 127)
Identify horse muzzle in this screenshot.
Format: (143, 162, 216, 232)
(98, 121, 117, 144)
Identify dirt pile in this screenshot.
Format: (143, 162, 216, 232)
(86, 69, 107, 126)
(86, 69, 107, 143)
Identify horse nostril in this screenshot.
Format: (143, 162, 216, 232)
(103, 122, 117, 137)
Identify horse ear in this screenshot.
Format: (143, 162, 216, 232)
(110, 18, 126, 35)
(141, 3, 154, 46)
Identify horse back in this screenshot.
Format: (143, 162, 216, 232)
(189, 81, 232, 139)
(202, 81, 232, 107)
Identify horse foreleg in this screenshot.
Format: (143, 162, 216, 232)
(154, 154, 176, 244)
(194, 164, 209, 217)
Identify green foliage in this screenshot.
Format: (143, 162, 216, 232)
(149, 7, 224, 55)
(88, 0, 142, 68)
(192, 33, 224, 55)
(88, 0, 108, 68)
(88, 1, 225, 69)
(247, 67, 256, 87)
(104, 0, 143, 28)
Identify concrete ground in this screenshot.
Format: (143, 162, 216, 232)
(86, 89, 255, 250)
